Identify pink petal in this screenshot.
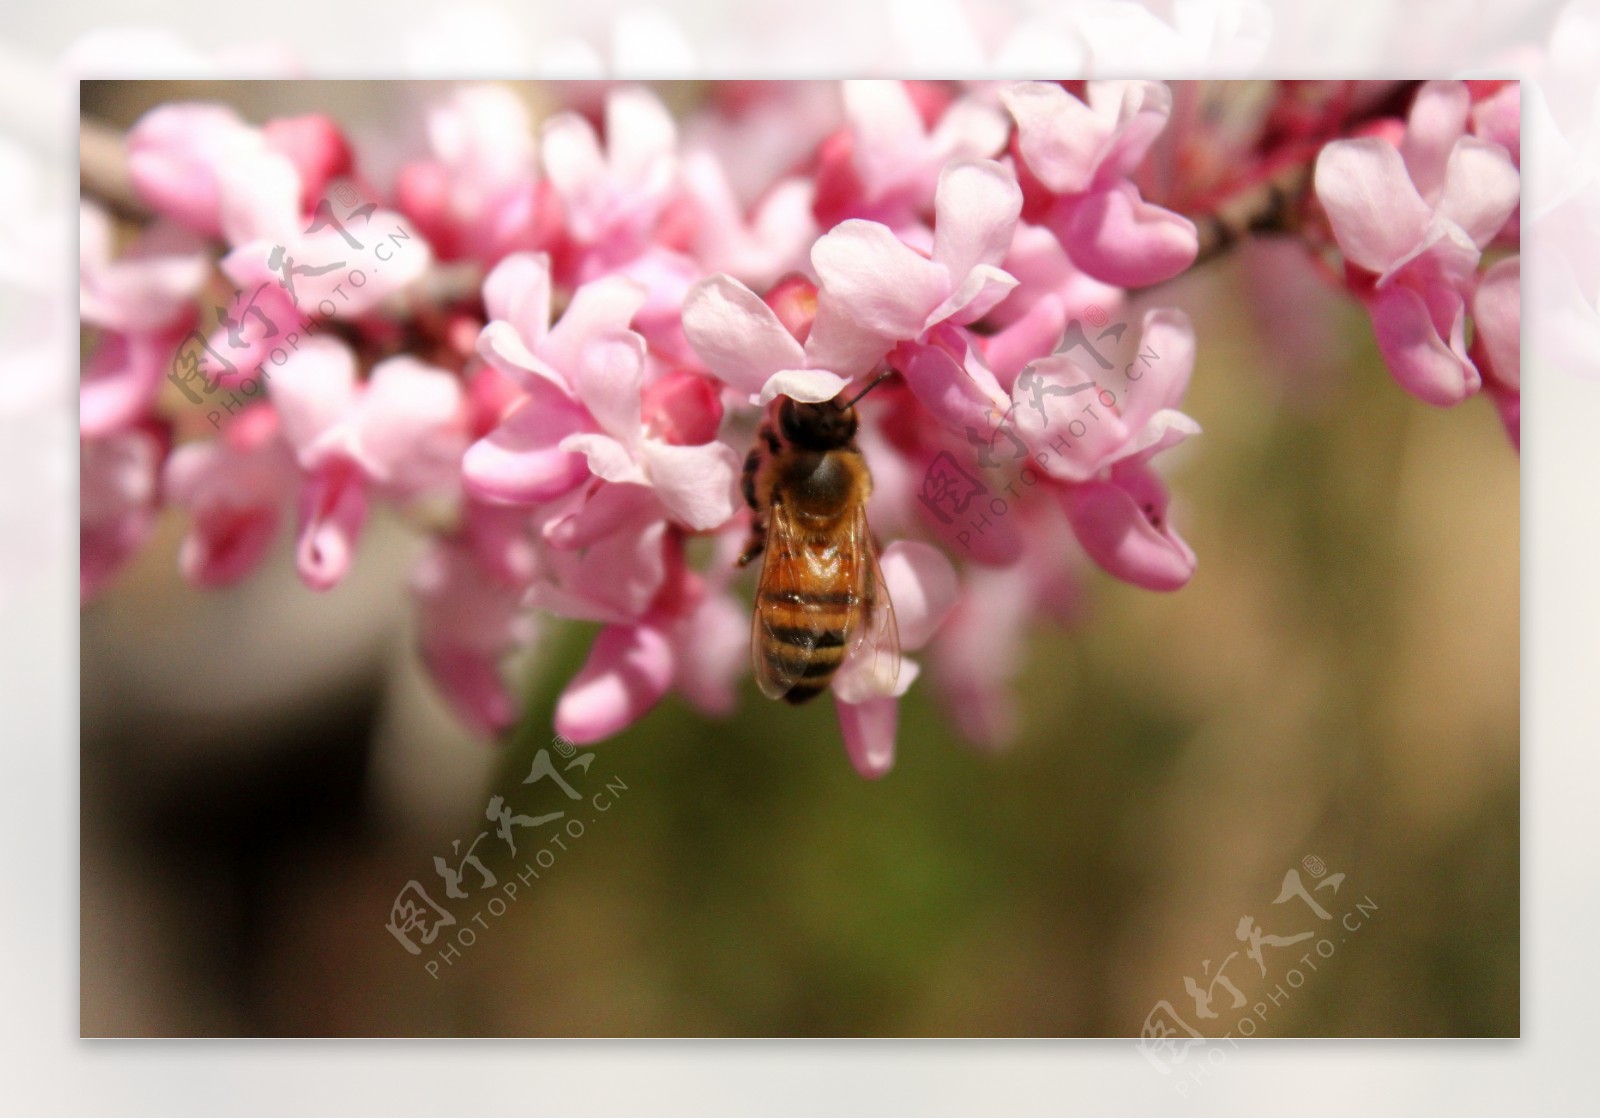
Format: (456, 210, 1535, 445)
(605, 86, 678, 187)
(900, 339, 1009, 435)
(671, 591, 748, 716)
(639, 439, 739, 530)
(1473, 255, 1520, 391)
(266, 337, 358, 462)
(554, 622, 674, 743)
(477, 319, 565, 390)
(877, 540, 959, 650)
(164, 438, 292, 588)
(354, 356, 466, 492)
(1001, 81, 1105, 194)
(560, 432, 645, 485)
(125, 103, 252, 238)
(1436, 136, 1521, 250)
(1050, 181, 1198, 288)
(930, 159, 1023, 279)
(1400, 80, 1471, 201)
(541, 276, 649, 380)
(542, 483, 661, 549)
(572, 331, 646, 442)
(757, 369, 851, 406)
(811, 219, 949, 340)
(1368, 281, 1480, 405)
(421, 644, 519, 735)
(295, 463, 369, 591)
(681, 274, 806, 397)
(929, 263, 1018, 329)
(802, 292, 894, 379)
(1061, 466, 1196, 591)
(462, 386, 590, 504)
(1314, 138, 1432, 276)
(482, 251, 552, 345)
(834, 694, 900, 779)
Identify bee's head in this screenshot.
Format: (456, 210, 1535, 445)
(778, 396, 858, 450)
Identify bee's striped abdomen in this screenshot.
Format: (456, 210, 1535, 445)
(757, 580, 853, 704)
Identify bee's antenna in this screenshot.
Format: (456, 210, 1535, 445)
(840, 370, 894, 410)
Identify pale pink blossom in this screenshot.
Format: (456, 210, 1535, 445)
(1002, 80, 1198, 288)
(81, 428, 162, 601)
(79, 203, 208, 436)
(1314, 80, 1520, 406)
(813, 80, 1010, 230)
(810, 159, 1023, 354)
(397, 83, 553, 264)
(469, 253, 738, 529)
(411, 534, 538, 735)
(268, 337, 467, 589)
(163, 404, 297, 587)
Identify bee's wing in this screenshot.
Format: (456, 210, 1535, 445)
(751, 496, 824, 700)
(844, 504, 901, 697)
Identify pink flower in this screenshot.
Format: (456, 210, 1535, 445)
(79, 202, 207, 436)
(396, 84, 554, 265)
(830, 540, 960, 779)
(680, 150, 816, 290)
(813, 80, 1010, 229)
(268, 337, 467, 589)
(469, 253, 739, 529)
(1002, 80, 1198, 288)
(553, 528, 746, 743)
(126, 103, 273, 238)
(164, 404, 297, 587)
(810, 159, 1022, 351)
(680, 273, 857, 405)
(81, 428, 163, 601)
(1314, 81, 1520, 406)
(411, 534, 538, 735)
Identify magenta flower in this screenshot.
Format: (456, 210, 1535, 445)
(1314, 80, 1520, 406)
(1002, 80, 1198, 288)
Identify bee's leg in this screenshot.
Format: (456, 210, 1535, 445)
(737, 519, 765, 567)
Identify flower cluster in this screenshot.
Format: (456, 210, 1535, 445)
(79, 80, 1520, 777)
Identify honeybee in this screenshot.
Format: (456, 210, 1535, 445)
(740, 380, 899, 705)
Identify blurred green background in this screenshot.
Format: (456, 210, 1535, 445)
(79, 81, 1518, 1037)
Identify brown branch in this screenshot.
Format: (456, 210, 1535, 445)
(80, 117, 148, 224)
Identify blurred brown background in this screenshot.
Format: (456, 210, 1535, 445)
(79, 81, 1518, 1037)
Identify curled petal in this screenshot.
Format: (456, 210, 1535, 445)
(1050, 182, 1197, 288)
(554, 622, 674, 743)
(462, 387, 590, 504)
(757, 368, 851, 406)
(559, 432, 646, 485)
(1473, 255, 1521, 391)
(834, 694, 902, 779)
(541, 276, 649, 380)
(1061, 466, 1196, 591)
(295, 464, 368, 591)
(1001, 81, 1105, 194)
(1368, 281, 1480, 406)
(481, 251, 552, 345)
(1435, 136, 1521, 250)
(573, 332, 646, 444)
(267, 337, 358, 463)
(1400, 80, 1471, 200)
